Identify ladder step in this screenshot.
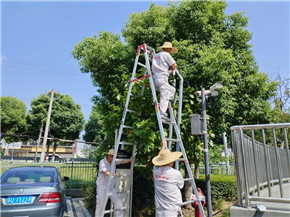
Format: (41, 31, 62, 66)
(165, 138, 181, 143)
(127, 109, 137, 113)
(180, 199, 203, 206)
(108, 191, 130, 196)
(123, 125, 133, 129)
(137, 62, 146, 68)
(184, 178, 194, 181)
(130, 74, 150, 83)
(104, 207, 127, 214)
(161, 120, 175, 124)
(119, 142, 135, 146)
(115, 158, 132, 162)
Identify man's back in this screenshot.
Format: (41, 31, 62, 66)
(152, 51, 176, 78)
(153, 165, 184, 211)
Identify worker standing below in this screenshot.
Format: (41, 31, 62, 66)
(95, 149, 135, 217)
(152, 42, 178, 122)
(152, 140, 184, 217)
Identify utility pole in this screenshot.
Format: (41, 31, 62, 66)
(34, 123, 43, 162)
(223, 132, 230, 175)
(40, 89, 54, 162)
(201, 87, 213, 217)
(192, 82, 223, 217)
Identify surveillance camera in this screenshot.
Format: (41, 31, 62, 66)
(195, 90, 211, 97)
(210, 82, 223, 92)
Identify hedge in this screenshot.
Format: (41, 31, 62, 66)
(195, 174, 237, 201)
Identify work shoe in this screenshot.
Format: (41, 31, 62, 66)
(161, 116, 171, 123)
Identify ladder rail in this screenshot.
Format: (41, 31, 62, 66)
(100, 54, 140, 217)
(142, 45, 166, 141)
(125, 145, 136, 217)
(168, 106, 205, 216)
(168, 69, 183, 152)
(175, 69, 183, 170)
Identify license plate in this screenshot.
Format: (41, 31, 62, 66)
(6, 196, 33, 205)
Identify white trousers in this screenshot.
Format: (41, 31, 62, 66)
(95, 186, 124, 217)
(155, 209, 180, 217)
(153, 76, 175, 118)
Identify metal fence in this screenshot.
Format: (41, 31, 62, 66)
(199, 164, 235, 175)
(231, 123, 290, 208)
(0, 157, 96, 188)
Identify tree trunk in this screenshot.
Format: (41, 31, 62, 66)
(182, 167, 193, 209)
(194, 163, 200, 179)
(46, 143, 50, 160)
(52, 143, 57, 162)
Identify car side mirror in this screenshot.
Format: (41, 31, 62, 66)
(62, 176, 69, 181)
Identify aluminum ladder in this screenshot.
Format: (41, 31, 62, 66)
(100, 44, 205, 217)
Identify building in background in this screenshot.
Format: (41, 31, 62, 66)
(1, 140, 74, 159)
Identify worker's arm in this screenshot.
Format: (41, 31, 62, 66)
(158, 139, 167, 156)
(169, 63, 177, 74)
(101, 170, 120, 177)
(171, 63, 177, 70)
(120, 156, 136, 164)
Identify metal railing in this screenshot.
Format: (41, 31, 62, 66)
(0, 158, 96, 188)
(198, 164, 235, 175)
(231, 123, 290, 208)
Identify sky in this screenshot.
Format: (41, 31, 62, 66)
(1, 0, 289, 125)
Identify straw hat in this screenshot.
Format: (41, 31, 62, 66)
(159, 42, 178, 53)
(105, 149, 115, 156)
(152, 149, 182, 166)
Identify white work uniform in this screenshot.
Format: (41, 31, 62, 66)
(153, 165, 184, 217)
(95, 157, 124, 217)
(152, 51, 176, 118)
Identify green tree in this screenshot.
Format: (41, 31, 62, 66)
(72, 1, 278, 213)
(83, 105, 106, 143)
(27, 91, 85, 142)
(272, 73, 290, 112)
(1, 96, 27, 142)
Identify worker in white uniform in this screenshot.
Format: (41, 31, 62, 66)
(95, 149, 135, 217)
(152, 140, 184, 217)
(152, 42, 178, 122)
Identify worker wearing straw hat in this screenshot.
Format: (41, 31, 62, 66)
(95, 149, 135, 217)
(152, 140, 184, 217)
(152, 42, 178, 123)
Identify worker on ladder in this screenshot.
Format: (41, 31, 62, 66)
(95, 149, 135, 217)
(152, 42, 178, 122)
(152, 140, 184, 217)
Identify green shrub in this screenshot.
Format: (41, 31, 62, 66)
(132, 166, 155, 217)
(83, 182, 96, 214)
(212, 198, 224, 211)
(196, 174, 237, 201)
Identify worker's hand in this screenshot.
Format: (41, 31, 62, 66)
(169, 70, 173, 74)
(113, 173, 121, 177)
(130, 156, 136, 162)
(161, 139, 167, 150)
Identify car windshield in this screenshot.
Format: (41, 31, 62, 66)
(1, 168, 56, 184)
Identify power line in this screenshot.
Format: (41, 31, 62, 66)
(0, 133, 100, 145)
(3, 64, 84, 76)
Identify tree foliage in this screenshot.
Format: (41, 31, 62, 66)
(27, 91, 85, 141)
(1, 96, 27, 142)
(73, 1, 278, 165)
(83, 105, 105, 143)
